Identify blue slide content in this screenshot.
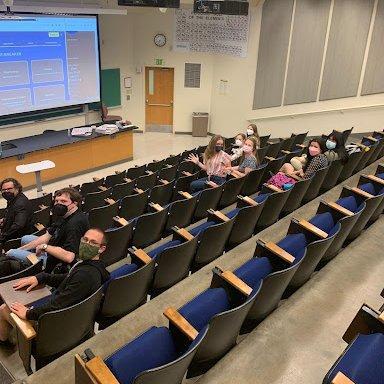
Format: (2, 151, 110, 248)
(0, 14, 100, 116)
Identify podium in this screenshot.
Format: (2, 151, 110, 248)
(16, 160, 55, 196)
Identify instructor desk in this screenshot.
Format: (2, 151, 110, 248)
(0, 126, 136, 189)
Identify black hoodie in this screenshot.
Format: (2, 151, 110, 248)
(26, 259, 110, 321)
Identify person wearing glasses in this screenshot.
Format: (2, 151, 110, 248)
(0, 178, 33, 247)
(6, 187, 89, 274)
(0, 228, 110, 343)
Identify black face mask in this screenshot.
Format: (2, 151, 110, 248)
(215, 145, 223, 153)
(2, 191, 14, 201)
(52, 203, 68, 217)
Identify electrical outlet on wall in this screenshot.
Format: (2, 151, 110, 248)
(126, 95, 131, 101)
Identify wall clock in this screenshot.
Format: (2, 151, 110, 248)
(154, 33, 166, 47)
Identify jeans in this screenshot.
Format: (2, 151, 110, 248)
(190, 176, 226, 194)
(7, 235, 47, 266)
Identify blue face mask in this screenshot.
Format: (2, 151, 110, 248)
(326, 140, 337, 150)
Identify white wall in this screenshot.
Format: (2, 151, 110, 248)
(2, 2, 384, 142)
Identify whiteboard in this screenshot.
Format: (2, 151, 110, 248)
(173, 9, 250, 58)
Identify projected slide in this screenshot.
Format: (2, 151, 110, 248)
(0, 14, 100, 116)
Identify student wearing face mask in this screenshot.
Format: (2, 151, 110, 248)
(280, 138, 328, 179)
(6, 187, 89, 274)
(268, 138, 328, 189)
(0, 228, 109, 343)
(226, 137, 259, 176)
(230, 133, 246, 161)
(188, 135, 232, 193)
(324, 131, 348, 164)
(0, 178, 33, 247)
(246, 123, 261, 149)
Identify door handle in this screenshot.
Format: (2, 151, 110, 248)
(147, 103, 172, 107)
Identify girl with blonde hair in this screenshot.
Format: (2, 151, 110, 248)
(188, 135, 231, 193)
(226, 136, 259, 177)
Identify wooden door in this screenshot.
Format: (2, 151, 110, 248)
(145, 67, 174, 133)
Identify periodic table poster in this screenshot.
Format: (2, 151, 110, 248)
(173, 9, 250, 58)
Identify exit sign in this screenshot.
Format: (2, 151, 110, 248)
(155, 58, 164, 66)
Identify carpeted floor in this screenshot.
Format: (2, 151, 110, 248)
(0, 360, 14, 384)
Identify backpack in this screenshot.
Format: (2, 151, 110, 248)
(267, 172, 297, 189)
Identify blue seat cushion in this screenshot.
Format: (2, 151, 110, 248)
(276, 233, 307, 264)
(329, 333, 384, 384)
(148, 240, 182, 259)
(358, 182, 377, 196)
(253, 193, 269, 204)
(309, 212, 335, 234)
(234, 257, 272, 292)
(105, 326, 179, 384)
(189, 221, 216, 237)
(362, 139, 373, 147)
(336, 196, 358, 213)
(377, 173, 384, 180)
(226, 208, 241, 219)
(179, 288, 231, 332)
(109, 263, 139, 280)
(104, 263, 139, 292)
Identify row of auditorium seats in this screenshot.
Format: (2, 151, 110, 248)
(99, 162, 384, 328)
(0, 133, 308, 253)
(5, 130, 380, 260)
(2, 129, 380, 372)
(77, 132, 383, 268)
(323, 289, 384, 384)
(9, 157, 384, 375)
(71, 163, 384, 384)
(1, 130, 381, 292)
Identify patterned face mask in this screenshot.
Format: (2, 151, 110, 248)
(78, 241, 100, 260)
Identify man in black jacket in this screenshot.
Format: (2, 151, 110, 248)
(6, 187, 89, 273)
(0, 228, 110, 342)
(0, 178, 33, 246)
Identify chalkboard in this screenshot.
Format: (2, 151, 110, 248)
(101, 68, 121, 108)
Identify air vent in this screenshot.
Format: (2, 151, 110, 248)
(185, 63, 201, 88)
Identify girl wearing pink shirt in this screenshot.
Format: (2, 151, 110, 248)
(188, 135, 231, 193)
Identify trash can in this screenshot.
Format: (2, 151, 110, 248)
(192, 112, 209, 137)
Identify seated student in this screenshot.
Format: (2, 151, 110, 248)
(0, 228, 110, 343)
(226, 136, 259, 176)
(6, 187, 89, 274)
(188, 135, 231, 193)
(289, 132, 346, 171)
(268, 138, 328, 188)
(324, 131, 348, 164)
(246, 123, 261, 148)
(230, 133, 246, 161)
(0, 178, 33, 246)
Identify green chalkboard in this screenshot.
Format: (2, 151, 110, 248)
(100, 68, 121, 108)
